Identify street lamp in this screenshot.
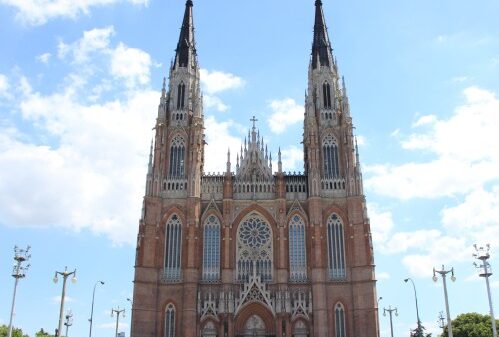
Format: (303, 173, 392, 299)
(111, 307, 126, 337)
(383, 305, 398, 337)
(433, 265, 456, 337)
(8, 245, 31, 337)
(53, 267, 77, 337)
(438, 311, 446, 334)
(473, 244, 497, 337)
(64, 310, 73, 337)
(404, 278, 422, 334)
(89, 280, 105, 337)
(127, 298, 133, 337)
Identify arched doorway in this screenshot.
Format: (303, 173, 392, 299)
(235, 302, 275, 337)
(243, 314, 266, 337)
(201, 320, 218, 337)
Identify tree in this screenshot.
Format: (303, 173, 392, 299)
(35, 329, 55, 337)
(411, 323, 432, 337)
(0, 325, 29, 337)
(442, 313, 499, 337)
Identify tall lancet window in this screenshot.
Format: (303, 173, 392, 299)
(323, 135, 340, 178)
(289, 215, 307, 282)
(202, 215, 221, 281)
(164, 214, 182, 281)
(165, 304, 176, 337)
(169, 136, 185, 178)
(335, 303, 346, 337)
(177, 83, 186, 109)
(323, 81, 332, 109)
(327, 213, 346, 280)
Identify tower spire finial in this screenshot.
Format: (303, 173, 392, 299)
(174, 0, 197, 69)
(312, 0, 333, 69)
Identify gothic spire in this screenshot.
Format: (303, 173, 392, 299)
(174, 0, 197, 69)
(312, 0, 333, 69)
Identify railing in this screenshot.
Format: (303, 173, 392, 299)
(284, 174, 308, 200)
(161, 177, 188, 198)
(321, 177, 346, 198)
(233, 179, 275, 200)
(201, 174, 224, 200)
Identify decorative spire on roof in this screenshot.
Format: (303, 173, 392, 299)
(312, 0, 334, 69)
(174, 0, 197, 69)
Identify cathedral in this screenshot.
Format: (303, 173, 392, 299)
(131, 1, 379, 337)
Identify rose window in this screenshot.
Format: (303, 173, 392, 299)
(239, 217, 271, 248)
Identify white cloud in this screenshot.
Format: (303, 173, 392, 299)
(0, 29, 158, 245)
(0, 74, 9, 97)
(36, 52, 51, 64)
(204, 94, 228, 112)
(267, 98, 303, 134)
(203, 116, 243, 173)
(58, 26, 115, 63)
(0, 0, 148, 26)
(366, 87, 499, 200)
(367, 204, 395, 247)
(356, 135, 367, 146)
(99, 321, 129, 330)
(281, 146, 303, 172)
(199, 69, 244, 94)
(377, 272, 390, 280)
(52, 295, 75, 303)
(111, 43, 151, 88)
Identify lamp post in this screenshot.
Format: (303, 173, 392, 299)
(383, 305, 398, 337)
(404, 278, 422, 334)
(433, 265, 456, 337)
(8, 245, 31, 337)
(111, 307, 126, 337)
(89, 281, 105, 337)
(438, 311, 446, 334)
(64, 310, 73, 337)
(473, 244, 497, 337)
(127, 298, 133, 337)
(53, 267, 77, 337)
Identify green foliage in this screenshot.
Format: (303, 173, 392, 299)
(410, 323, 432, 337)
(35, 329, 55, 337)
(442, 312, 499, 337)
(0, 325, 30, 337)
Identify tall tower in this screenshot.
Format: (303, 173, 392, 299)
(134, 1, 204, 336)
(303, 1, 375, 337)
(132, 1, 378, 337)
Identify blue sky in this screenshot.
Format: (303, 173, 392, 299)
(1, 0, 499, 336)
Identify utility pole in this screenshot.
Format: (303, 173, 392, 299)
(404, 278, 422, 335)
(473, 244, 497, 337)
(64, 310, 73, 337)
(383, 305, 398, 337)
(433, 265, 456, 337)
(8, 245, 31, 337)
(53, 267, 77, 337)
(111, 307, 126, 337)
(438, 311, 446, 335)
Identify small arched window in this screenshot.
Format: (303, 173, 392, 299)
(169, 136, 185, 178)
(327, 214, 346, 280)
(289, 215, 307, 281)
(165, 303, 176, 337)
(164, 214, 182, 281)
(323, 135, 340, 178)
(177, 83, 186, 110)
(335, 303, 346, 337)
(323, 81, 332, 109)
(202, 215, 221, 281)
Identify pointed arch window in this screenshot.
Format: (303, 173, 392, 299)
(164, 214, 182, 281)
(335, 303, 346, 337)
(323, 81, 332, 109)
(169, 136, 185, 178)
(202, 215, 221, 281)
(165, 304, 176, 337)
(236, 213, 273, 282)
(177, 83, 186, 110)
(323, 135, 340, 178)
(289, 215, 307, 282)
(327, 214, 346, 280)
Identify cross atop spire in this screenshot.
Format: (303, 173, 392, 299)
(312, 0, 333, 69)
(250, 116, 258, 131)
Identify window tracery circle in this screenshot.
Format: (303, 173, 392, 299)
(239, 216, 271, 248)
